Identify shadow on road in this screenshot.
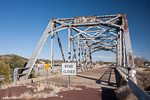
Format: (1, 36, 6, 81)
(76, 67, 118, 100)
(76, 75, 97, 81)
(96, 68, 116, 87)
(101, 87, 117, 100)
(77, 67, 117, 87)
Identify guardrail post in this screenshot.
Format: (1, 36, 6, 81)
(13, 68, 19, 85)
(127, 67, 131, 78)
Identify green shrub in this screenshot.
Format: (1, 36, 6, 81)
(5, 55, 25, 69)
(5, 55, 26, 75)
(29, 69, 36, 78)
(0, 58, 11, 84)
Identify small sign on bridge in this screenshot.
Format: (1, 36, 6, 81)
(62, 63, 76, 76)
(62, 63, 76, 89)
(74, 15, 97, 24)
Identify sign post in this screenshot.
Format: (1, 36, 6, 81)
(62, 63, 76, 88)
(45, 64, 49, 84)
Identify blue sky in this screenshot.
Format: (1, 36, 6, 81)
(0, 0, 150, 62)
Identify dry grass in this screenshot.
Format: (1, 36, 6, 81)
(146, 67, 150, 71)
(0, 83, 17, 90)
(2, 91, 50, 99)
(115, 85, 137, 100)
(136, 71, 150, 91)
(19, 91, 31, 99)
(2, 81, 82, 99)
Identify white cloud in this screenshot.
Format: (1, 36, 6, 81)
(133, 55, 140, 59)
(93, 54, 116, 62)
(132, 50, 139, 54)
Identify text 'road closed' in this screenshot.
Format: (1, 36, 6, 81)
(62, 63, 76, 76)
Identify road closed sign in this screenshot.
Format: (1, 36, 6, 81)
(62, 63, 76, 76)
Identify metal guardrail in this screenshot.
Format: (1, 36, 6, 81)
(127, 78, 150, 100)
(117, 66, 128, 75)
(14, 67, 30, 85)
(116, 66, 128, 81)
(116, 67, 150, 100)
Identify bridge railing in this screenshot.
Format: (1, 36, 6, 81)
(13, 67, 30, 85)
(116, 67, 150, 100)
(127, 78, 150, 100)
(116, 66, 128, 80)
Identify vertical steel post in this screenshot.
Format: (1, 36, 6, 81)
(68, 28, 71, 89)
(68, 28, 71, 63)
(84, 41, 87, 69)
(75, 42, 78, 62)
(121, 13, 135, 68)
(78, 34, 81, 66)
(88, 47, 92, 66)
(116, 34, 120, 66)
(121, 13, 136, 83)
(119, 30, 122, 66)
(81, 45, 84, 63)
(81, 45, 84, 70)
(86, 48, 89, 66)
(116, 45, 118, 66)
(123, 33, 126, 67)
(118, 36, 120, 66)
(51, 26, 54, 75)
(72, 40, 77, 62)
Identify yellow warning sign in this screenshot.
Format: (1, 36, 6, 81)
(46, 64, 49, 70)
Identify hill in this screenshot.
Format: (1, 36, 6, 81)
(0, 54, 28, 62)
(0, 54, 64, 64)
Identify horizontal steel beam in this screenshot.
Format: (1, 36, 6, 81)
(87, 42, 116, 46)
(90, 45, 115, 49)
(71, 36, 117, 40)
(91, 48, 114, 53)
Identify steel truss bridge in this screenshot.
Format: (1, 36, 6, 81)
(19, 13, 136, 81)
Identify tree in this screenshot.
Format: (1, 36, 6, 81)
(134, 57, 143, 67)
(5, 55, 25, 69)
(99, 61, 104, 65)
(141, 57, 148, 65)
(5, 55, 26, 76)
(0, 58, 11, 84)
(134, 57, 148, 67)
(96, 61, 103, 65)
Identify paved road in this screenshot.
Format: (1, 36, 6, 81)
(46, 67, 117, 89)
